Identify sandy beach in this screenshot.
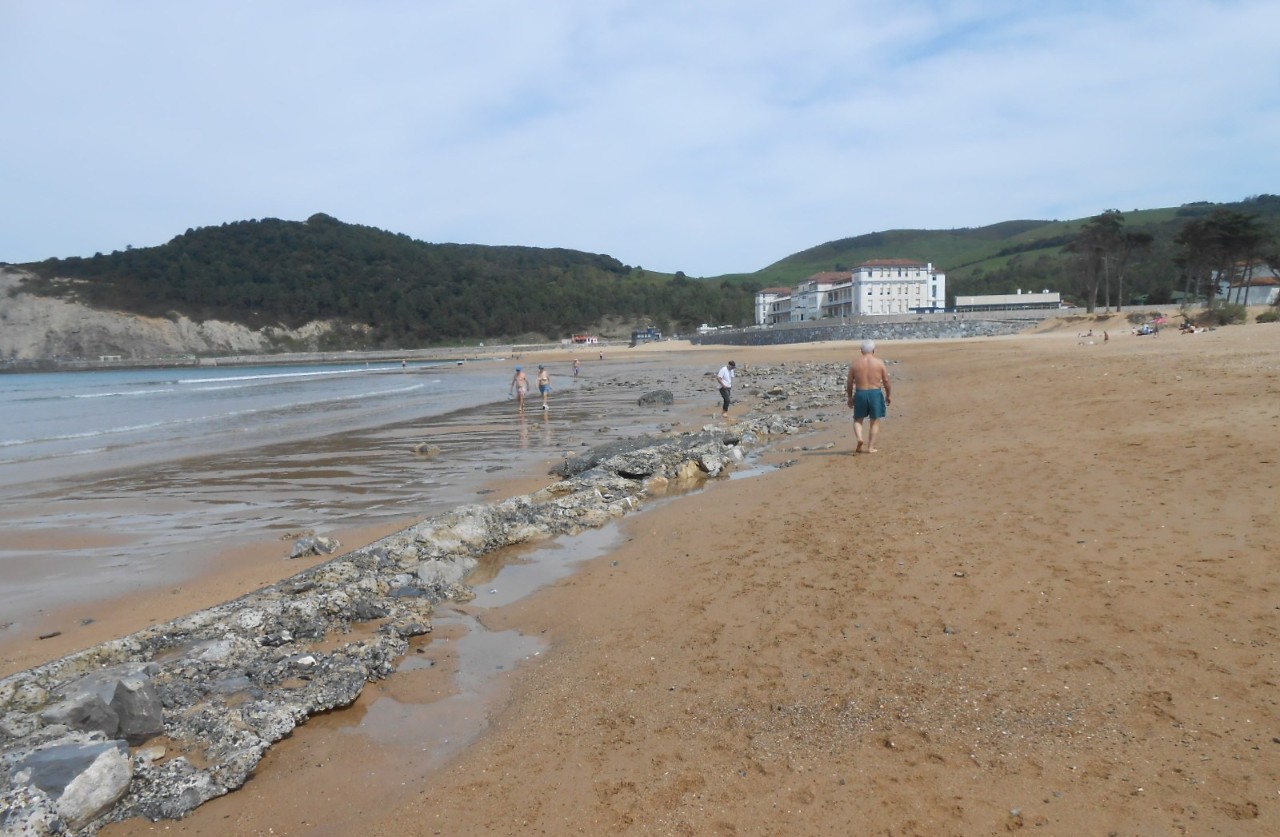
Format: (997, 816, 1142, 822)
(17, 317, 1280, 835)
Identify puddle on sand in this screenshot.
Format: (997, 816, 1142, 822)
(353, 611, 544, 765)
(333, 455, 779, 807)
(349, 520, 631, 766)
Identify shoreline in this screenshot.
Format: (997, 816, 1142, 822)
(6, 325, 1278, 835)
(0, 349, 722, 676)
(2, 368, 817, 832)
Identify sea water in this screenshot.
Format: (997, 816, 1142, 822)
(0, 360, 496, 490)
(0, 358, 541, 625)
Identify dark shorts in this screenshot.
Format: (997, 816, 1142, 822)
(853, 388, 886, 420)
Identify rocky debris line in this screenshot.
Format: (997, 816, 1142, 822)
(0, 405, 816, 835)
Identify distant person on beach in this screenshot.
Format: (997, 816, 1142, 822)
(537, 365, 552, 410)
(573, 359, 581, 378)
(716, 360, 736, 416)
(510, 366, 529, 413)
(845, 340, 891, 453)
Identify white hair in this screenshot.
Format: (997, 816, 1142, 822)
(861, 340, 876, 354)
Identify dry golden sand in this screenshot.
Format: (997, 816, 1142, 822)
(102, 322, 1278, 835)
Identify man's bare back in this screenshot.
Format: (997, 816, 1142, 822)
(848, 354, 890, 392)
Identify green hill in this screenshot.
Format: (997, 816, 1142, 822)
(739, 198, 1280, 305)
(16, 214, 752, 348)
(14, 196, 1280, 349)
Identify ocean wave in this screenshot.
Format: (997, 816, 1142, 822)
(72, 387, 178, 399)
(176, 367, 391, 385)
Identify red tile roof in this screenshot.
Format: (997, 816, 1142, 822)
(859, 259, 925, 267)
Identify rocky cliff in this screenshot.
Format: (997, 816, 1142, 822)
(0, 269, 337, 361)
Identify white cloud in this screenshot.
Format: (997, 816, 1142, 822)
(1, 0, 1277, 275)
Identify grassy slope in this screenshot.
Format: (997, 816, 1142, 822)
(719, 206, 1199, 288)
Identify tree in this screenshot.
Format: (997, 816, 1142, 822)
(1175, 210, 1271, 309)
(1113, 229, 1154, 312)
(1066, 210, 1125, 312)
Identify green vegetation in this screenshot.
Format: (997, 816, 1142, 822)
(1196, 303, 1248, 326)
(20, 214, 753, 347)
(1255, 309, 1279, 323)
(749, 196, 1280, 310)
(15, 196, 1280, 346)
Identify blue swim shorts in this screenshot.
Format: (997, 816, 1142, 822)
(853, 388, 886, 420)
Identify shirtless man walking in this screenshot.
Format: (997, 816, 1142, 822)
(509, 366, 529, 414)
(845, 340, 891, 453)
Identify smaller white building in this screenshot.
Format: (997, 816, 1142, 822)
(954, 290, 1063, 312)
(1215, 262, 1280, 306)
(754, 288, 792, 326)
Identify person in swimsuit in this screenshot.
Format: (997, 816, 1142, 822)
(845, 340, 891, 453)
(537, 365, 551, 410)
(510, 365, 529, 413)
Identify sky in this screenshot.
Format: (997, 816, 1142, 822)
(2, 0, 1278, 277)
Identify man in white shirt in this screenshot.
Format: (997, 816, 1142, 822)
(716, 360, 736, 416)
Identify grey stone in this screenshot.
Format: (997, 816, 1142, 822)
(12, 739, 132, 831)
(38, 692, 119, 738)
(0, 784, 64, 836)
(637, 389, 674, 406)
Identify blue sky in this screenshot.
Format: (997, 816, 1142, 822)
(2, 0, 1277, 276)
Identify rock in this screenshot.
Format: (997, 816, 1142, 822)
(47, 664, 164, 744)
(290, 536, 340, 558)
(12, 739, 132, 831)
(415, 557, 478, 590)
(38, 692, 119, 738)
(412, 443, 443, 458)
(637, 389, 674, 406)
(0, 784, 64, 836)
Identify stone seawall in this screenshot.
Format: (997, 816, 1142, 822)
(689, 319, 1031, 346)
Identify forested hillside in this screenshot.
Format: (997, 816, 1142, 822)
(18, 214, 755, 347)
(16, 196, 1280, 350)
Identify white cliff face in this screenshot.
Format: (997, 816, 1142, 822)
(0, 269, 335, 360)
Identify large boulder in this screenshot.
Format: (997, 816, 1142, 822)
(637, 389, 674, 407)
(46, 664, 163, 744)
(11, 739, 132, 831)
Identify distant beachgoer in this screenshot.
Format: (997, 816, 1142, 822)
(599, 351, 604, 361)
(573, 359, 581, 378)
(537, 365, 551, 410)
(1103, 331, 1109, 343)
(845, 340, 891, 453)
(716, 360, 736, 416)
(510, 366, 529, 413)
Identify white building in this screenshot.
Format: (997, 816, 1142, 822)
(753, 260, 946, 324)
(847, 260, 945, 316)
(954, 290, 1063, 312)
(1214, 262, 1280, 306)
(791, 272, 847, 321)
(755, 287, 792, 325)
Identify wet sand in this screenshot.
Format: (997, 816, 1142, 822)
(0, 350, 720, 677)
(44, 320, 1280, 834)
